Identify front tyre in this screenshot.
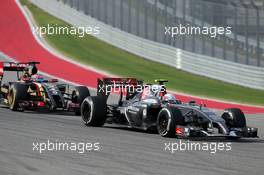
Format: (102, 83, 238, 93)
(157, 107, 184, 137)
(221, 108, 246, 128)
(72, 86, 90, 115)
(81, 96, 107, 126)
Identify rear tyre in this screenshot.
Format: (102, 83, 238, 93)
(157, 107, 184, 137)
(8, 83, 28, 111)
(221, 108, 246, 128)
(81, 96, 107, 126)
(72, 86, 90, 115)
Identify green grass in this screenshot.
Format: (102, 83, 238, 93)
(22, 1, 264, 105)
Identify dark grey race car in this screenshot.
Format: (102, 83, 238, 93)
(81, 78, 258, 139)
(0, 62, 90, 115)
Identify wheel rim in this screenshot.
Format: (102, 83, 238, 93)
(158, 114, 168, 134)
(8, 91, 14, 106)
(82, 101, 91, 123)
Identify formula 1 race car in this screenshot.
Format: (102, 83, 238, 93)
(0, 62, 90, 115)
(81, 78, 258, 139)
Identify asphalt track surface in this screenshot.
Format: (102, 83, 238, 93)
(1, 102, 264, 175)
(0, 64, 264, 175)
(1, 0, 264, 113)
(1, 64, 264, 175)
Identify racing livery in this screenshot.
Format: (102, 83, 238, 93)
(81, 78, 258, 139)
(0, 62, 90, 114)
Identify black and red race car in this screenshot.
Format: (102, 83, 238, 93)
(81, 78, 258, 139)
(0, 61, 89, 115)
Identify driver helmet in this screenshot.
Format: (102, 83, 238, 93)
(21, 67, 31, 81)
(163, 94, 177, 103)
(23, 67, 30, 77)
(31, 74, 44, 83)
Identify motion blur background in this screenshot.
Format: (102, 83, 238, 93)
(60, 0, 264, 67)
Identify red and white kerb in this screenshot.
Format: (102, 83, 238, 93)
(0, 62, 4, 76)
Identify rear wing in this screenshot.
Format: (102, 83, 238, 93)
(1, 62, 40, 72)
(97, 78, 143, 97)
(0, 61, 40, 82)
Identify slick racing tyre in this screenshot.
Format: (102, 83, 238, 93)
(81, 96, 107, 126)
(72, 86, 90, 115)
(157, 107, 184, 137)
(8, 83, 28, 111)
(221, 108, 246, 128)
